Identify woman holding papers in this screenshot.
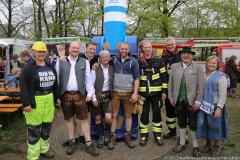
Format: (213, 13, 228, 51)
(197, 55, 229, 157)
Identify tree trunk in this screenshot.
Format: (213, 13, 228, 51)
(37, 0, 42, 40)
(7, 0, 12, 37)
(32, 0, 38, 38)
(162, 0, 169, 37)
(41, 2, 50, 37)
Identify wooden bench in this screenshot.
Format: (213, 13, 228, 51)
(4, 96, 21, 101)
(0, 104, 22, 108)
(0, 104, 22, 129)
(0, 108, 19, 112)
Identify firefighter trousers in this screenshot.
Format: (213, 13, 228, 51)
(140, 95, 162, 139)
(164, 97, 177, 132)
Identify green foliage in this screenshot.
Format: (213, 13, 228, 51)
(4, 0, 240, 39)
(173, 0, 240, 37)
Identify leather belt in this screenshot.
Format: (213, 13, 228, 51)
(101, 90, 111, 94)
(65, 91, 79, 95)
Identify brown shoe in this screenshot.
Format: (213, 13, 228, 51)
(211, 145, 221, 157)
(201, 145, 212, 154)
(125, 132, 135, 148)
(192, 147, 201, 157)
(108, 133, 116, 150)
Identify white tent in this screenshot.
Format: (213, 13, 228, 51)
(0, 40, 10, 79)
(0, 39, 8, 48)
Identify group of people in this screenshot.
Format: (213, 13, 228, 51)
(0, 51, 31, 88)
(19, 37, 230, 160)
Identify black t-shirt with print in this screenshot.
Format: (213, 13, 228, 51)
(34, 65, 56, 92)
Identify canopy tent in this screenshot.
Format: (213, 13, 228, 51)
(0, 40, 10, 80)
(0, 39, 9, 48)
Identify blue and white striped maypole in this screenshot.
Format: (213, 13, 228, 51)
(104, 0, 127, 50)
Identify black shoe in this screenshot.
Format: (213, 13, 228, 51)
(75, 136, 85, 144)
(163, 130, 176, 139)
(192, 147, 201, 157)
(104, 131, 110, 146)
(85, 143, 99, 156)
(40, 150, 54, 158)
(173, 144, 186, 153)
(66, 141, 76, 155)
(140, 136, 148, 146)
(155, 137, 164, 146)
(62, 140, 71, 147)
(97, 136, 104, 148)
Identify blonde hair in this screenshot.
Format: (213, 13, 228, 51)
(11, 67, 21, 76)
(206, 55, 220, 71)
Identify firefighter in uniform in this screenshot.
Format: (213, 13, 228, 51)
(138, 41, 168, 146)
(162, 37, 181, 139)
(20, 41, 60, 160)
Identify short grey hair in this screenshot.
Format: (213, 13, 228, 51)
(165, 37, 176, 44)
(142, 40, 152, 47)
(99, 50, 110, 57)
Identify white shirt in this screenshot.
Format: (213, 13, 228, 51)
(101, 64, 110, 92)
(66, 56, 78, 91)
(91, 64, 110, 101)
(66, 56, 92, 97)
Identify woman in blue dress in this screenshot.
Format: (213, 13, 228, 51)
(196, 55, 229, 156)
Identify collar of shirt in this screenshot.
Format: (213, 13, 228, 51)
(85, 53, 94, 60)
(182, 62, 192, 69)
(68, 55, 78, 63)
(101, 63, 109, 69)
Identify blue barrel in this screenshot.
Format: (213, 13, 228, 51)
(104, 0, 127, 50)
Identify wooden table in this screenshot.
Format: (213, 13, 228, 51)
(0, 96, 9, 101)
(0, 88, 20, 93)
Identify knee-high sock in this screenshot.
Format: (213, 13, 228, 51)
(179, 128, 186, 145)
(191, 130, 198, 148)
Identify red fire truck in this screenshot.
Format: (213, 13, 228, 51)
(216, 44, 240, 71)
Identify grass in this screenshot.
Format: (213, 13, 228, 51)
(0, 116, 26, 155)
(222, 97, 240, 156)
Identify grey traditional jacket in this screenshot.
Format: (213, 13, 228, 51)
(168, 62, 205, 105)
(58, 57, 86, 96)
